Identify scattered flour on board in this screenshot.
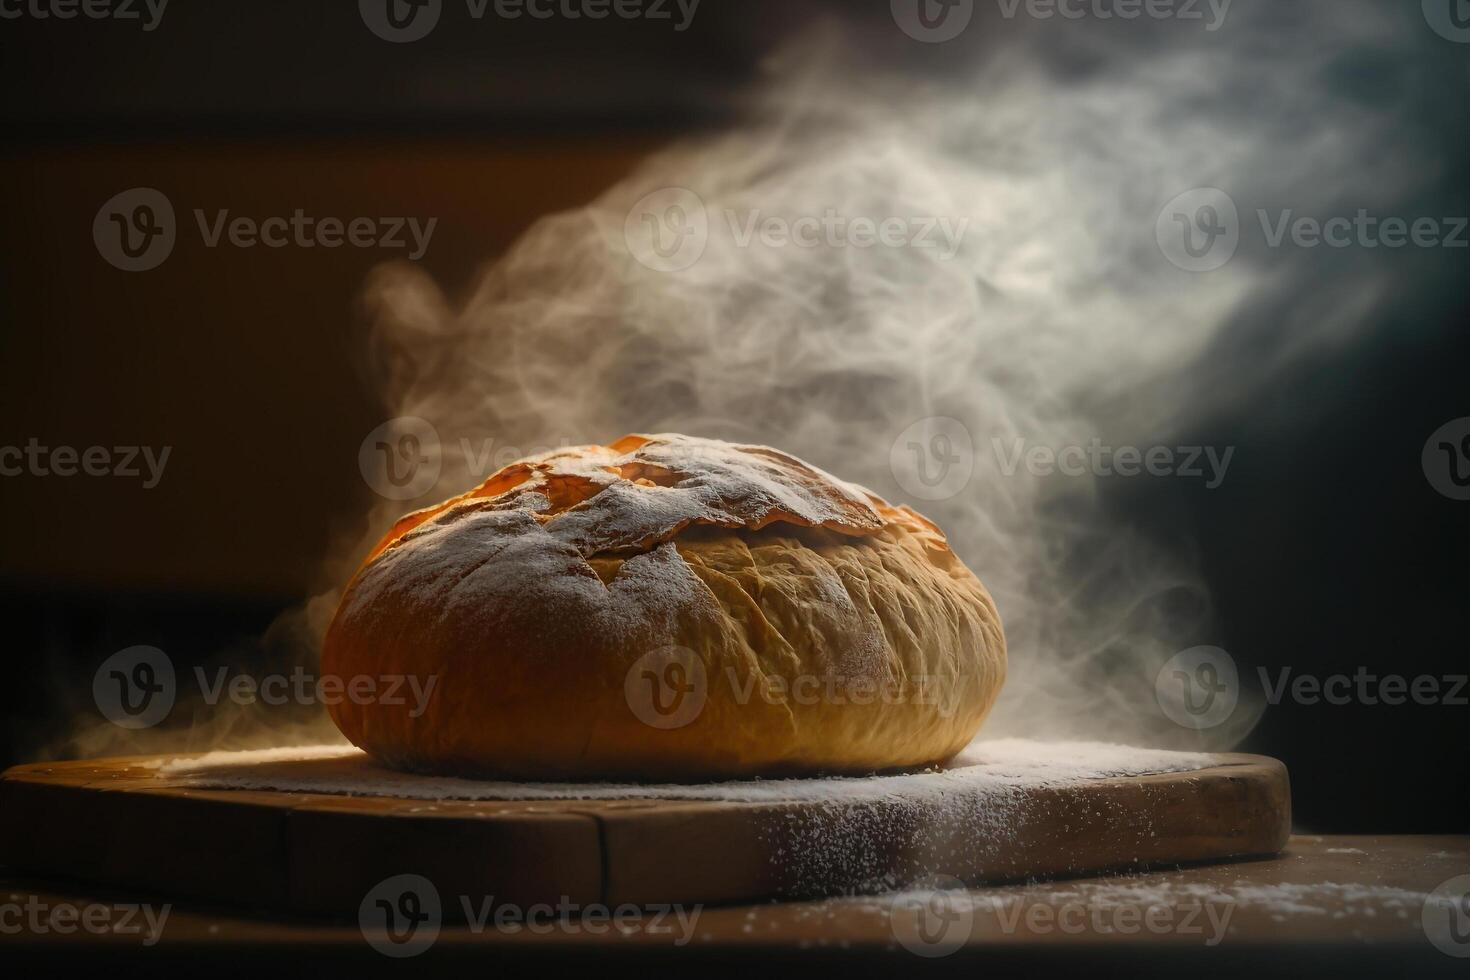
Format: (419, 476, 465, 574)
(863, 878, 1434, 924)
(156, 738, 1212, 803)
(158, 738, 1215, 893)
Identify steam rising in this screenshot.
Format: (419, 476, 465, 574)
(351, 5, 1425, 751)
(44, 2, 1433, 762)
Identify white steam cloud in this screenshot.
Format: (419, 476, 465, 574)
(347, 3, 1429, 751)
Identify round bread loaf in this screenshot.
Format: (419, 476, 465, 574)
(323, 434, 1005, 780)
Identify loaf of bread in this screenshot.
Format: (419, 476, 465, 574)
(323, 434, 1005, 781)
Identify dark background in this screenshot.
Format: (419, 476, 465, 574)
(1, 0, 1466, 833)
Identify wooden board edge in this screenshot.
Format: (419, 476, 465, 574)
(0, 753, 1292, 915)
(586, 758, 1292, 906)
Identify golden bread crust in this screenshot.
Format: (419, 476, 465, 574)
(323, 434, 1005, 780)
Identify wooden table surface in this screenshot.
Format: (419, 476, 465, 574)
(3, 835, 1466, 976)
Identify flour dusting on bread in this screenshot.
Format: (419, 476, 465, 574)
(371, 434, 887, 566)
(325, 433, 1005, 781)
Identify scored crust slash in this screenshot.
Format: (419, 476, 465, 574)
(323, 434, 1007, 781)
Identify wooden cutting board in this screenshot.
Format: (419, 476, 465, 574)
(0, 753, 1289, 917)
